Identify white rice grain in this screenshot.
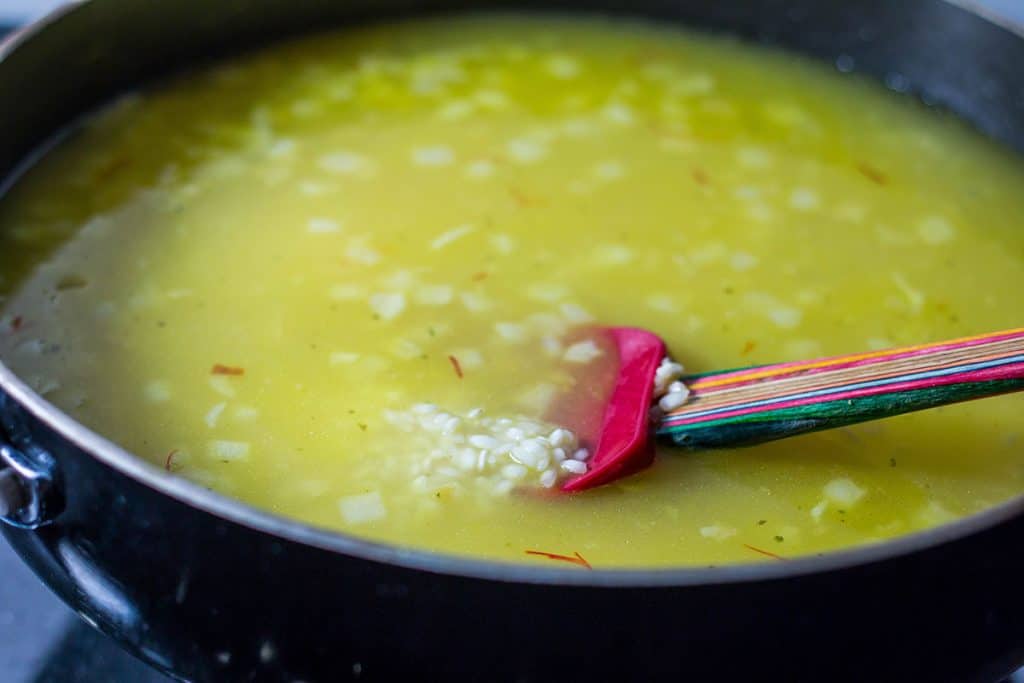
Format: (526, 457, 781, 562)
(548, 428, 575, 449)
(918, 216, 956, 245)
(658, 391, 690, 412)
(646, 294, 678, 313)
(466, 160, 496, 179)
(330, 351, 361, 366)
(560, 303, 594, 324)
(460, 292, 493, 313)
(145, 381, 171, 403)
(592, 244, 634, 266)
(699, 524, 737, 541)
(769, 307, 802, 329)
(526, 283, 569, 303)
(789, 188, 820, 211)
(561, 459, 587, 475)
(541, 336, 564, 357)
(594, 161, 625, 180)
(489, 233, 516, 254)
(209, 376, 236, 398)
(437, 100, 475, 121)
(506, 138, 548, 164)
(329, 284, 365, 301)
(369, 292, 406, 321)
(234, 406, 260, 421)
(205, 402, 227, 428)
(546, 55, 581, 79)
(431, 224, 475, 250)
(345, 242, 381, 266)
(730, 252, 759, 271)
(308, 217, 342, 234)
(268, 139, 296, 158)
(413, 146, 455, 167)
(564, 340, 603, 364)
(209, 440, 249, 461)
(474, 90, 509, 109)
(495, 322, 529, 343)
(414, 284, 453, 306)
(824, 478, 866, 507)
(319, 151, 368, 175)
(469, 435, 499, 449)
(339, 492, 387, 524)
(736, 146, 773, 169)
(602, 102, 635, 125)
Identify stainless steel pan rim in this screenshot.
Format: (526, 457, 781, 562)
(2, 0, 1023, 588)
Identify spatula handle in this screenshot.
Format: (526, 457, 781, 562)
(657, 328, 1024, 449)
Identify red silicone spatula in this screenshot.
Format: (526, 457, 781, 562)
(553, 326, 1024, 492)
(546, 327, 664, 492)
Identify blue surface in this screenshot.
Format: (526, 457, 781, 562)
(0, 538, 68, 681)
(0, 539, 171, 682)
(0, 1, 65, 25)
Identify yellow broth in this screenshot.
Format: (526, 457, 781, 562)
(1, 15, 1023, 567)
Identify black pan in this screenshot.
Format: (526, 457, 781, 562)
(2, 1, 1024, 680)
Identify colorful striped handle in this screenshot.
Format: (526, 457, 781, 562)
(658, 328, 1024, 449)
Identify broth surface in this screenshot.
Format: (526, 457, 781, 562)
(2, 15, 1024, 567)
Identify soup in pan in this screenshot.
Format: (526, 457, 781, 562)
(2, 16, 1024, 567)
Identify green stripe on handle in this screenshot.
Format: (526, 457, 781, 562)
(657, 328, 1024, 450)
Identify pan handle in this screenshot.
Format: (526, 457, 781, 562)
(0, 441, 63, 529)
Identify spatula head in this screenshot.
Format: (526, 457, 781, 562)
(546, 327, 665, 492)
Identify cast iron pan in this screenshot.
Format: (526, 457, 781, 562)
(2, 1, 1024, 680)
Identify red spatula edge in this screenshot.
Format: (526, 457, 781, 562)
(560, 327, 666, 492)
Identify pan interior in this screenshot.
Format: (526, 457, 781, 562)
(2, 11, 1024, 570)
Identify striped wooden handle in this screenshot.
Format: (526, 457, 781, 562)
(657, 328, 1024, 449)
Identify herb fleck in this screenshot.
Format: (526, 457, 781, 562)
(855, 162, 888, 185)
(55, 274, 88, 291)
(164, 449, 179, 472)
